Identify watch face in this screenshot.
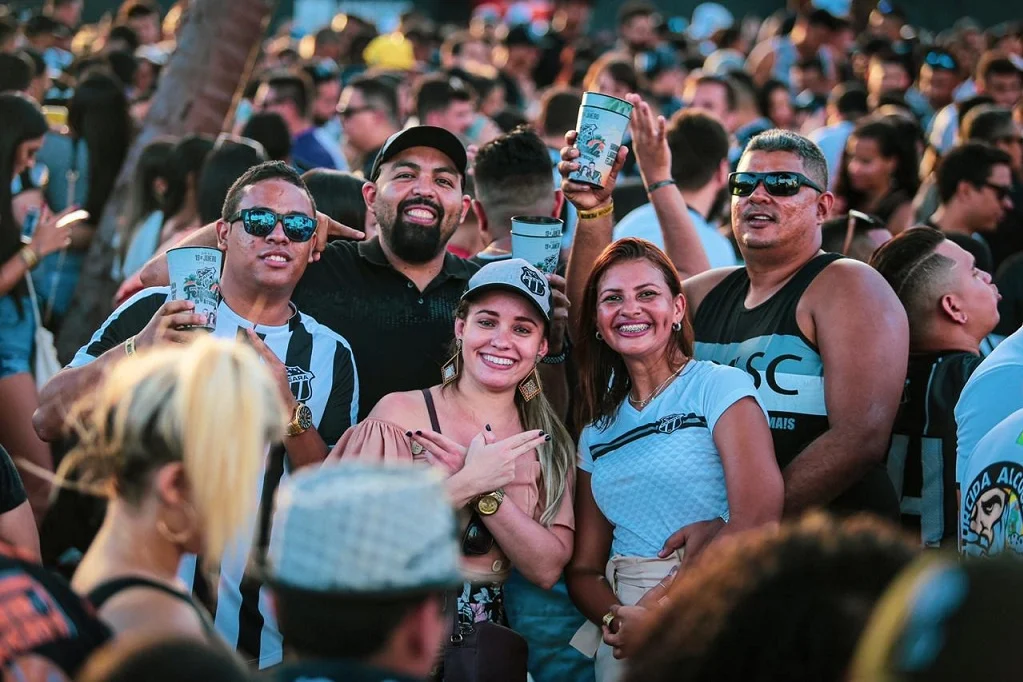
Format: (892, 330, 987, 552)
(297, 404, 313, 429)
(478, 495, 499, 515)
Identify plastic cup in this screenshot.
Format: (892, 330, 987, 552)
(167, 247, 223, 331)
(511, 216, 564, 274)
(568, 92, 634, 189)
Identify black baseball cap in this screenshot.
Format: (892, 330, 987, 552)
(369, 125, 467, 182)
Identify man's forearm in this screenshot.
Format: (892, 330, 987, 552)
(284, 429, 329, 470)
(139, 223, 219, 288)
(566, 213, 613, 336)
(34, 347, 129, 442)
(781, 428, 888, 516)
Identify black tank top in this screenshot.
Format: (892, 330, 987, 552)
(693, 253, 899, 518)
(87, 576, 217, 639)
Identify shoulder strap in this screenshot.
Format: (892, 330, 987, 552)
(422, 388, 442, 433)
(87, 575, 217, 638)
(787, 252, 843, 291)
(87, 576, 193, 609)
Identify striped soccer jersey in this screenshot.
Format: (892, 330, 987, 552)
(70, 286, 359, 667)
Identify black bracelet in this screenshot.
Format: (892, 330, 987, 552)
(540, 336, 572, 365)
(646, 179, 677, 194)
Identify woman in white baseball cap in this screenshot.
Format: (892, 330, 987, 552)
(331, 258, 575, 655)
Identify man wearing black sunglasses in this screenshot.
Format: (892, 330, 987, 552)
(683, 130, 908, 524)
(924, 142, 1014, 275)
(38, 161, 361, 669)
(563, 120, 906, 567)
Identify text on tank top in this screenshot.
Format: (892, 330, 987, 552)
(693, 253, 840, 469)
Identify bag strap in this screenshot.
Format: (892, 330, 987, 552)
(23, 273, 43, 329)
(422, 388, 442, 433)
(42, 138, 81, 324)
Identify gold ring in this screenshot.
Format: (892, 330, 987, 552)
(602, 611, 615, 628)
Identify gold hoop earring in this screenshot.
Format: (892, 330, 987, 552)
(156, 503, 197, 546)
(518, 364, 542, 402)
(442, 339, 462, 386)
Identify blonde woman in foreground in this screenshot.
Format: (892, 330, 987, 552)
(65, 336, 285, 641)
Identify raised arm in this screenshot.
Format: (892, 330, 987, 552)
(781, 261, 909, 514)
(628, 97, 710, 279)
(561, 136, 628, 337)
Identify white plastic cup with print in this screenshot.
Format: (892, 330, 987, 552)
(167, 247, 223, 331)
(568, 92, 634, 189)
(511, 216, 564, 274)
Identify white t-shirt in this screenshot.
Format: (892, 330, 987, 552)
(578, 360, 766, 557)
(955, 328, 1023, 484)
(612, 203, 738, 269)
(959, 408, 1023, 558)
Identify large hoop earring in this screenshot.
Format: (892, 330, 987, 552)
(672, 321, 682, 331)
(156, 503, 196, 546)
(441, 339, 462, 386)
(518, 364, 542, 402)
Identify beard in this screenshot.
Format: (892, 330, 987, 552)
(377, 197, 455, 264)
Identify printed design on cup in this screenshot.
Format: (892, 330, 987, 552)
(961, 461, 1023, 558)
(568, 93, 633, 189)
(537, 252, 559, 275)
(287, 366, 315, 402)
(520, 266, 548, 297)
(182, 267, 221, 328)
(575, 121, 619, 185)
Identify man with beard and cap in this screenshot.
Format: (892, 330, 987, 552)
(141, 126, 570, 420)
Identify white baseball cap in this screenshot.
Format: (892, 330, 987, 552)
(462, 258, 552, 323)
(267, 464, 463, 594)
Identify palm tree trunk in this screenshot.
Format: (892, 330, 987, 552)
(56, 0, 278, 360)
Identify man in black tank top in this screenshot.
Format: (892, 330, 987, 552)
(687, 130, 907, 521)
(870, 227, 1001, 547)
(562, 122, 907, 533)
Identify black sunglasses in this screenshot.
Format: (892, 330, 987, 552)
(925, 51, 958, 71)
(983, 182, 1013, 201)
(337, 105, 376, 119)
(461, 512, 495, 556)
(728, 171, 825, 197)
(228, 207, 317, 242)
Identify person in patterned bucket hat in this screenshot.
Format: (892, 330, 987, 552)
(264, 464, 462, 682)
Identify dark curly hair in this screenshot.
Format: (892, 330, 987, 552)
(625, 513, 918, 682)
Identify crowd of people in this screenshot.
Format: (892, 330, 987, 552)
(0, 0, 1022, 680)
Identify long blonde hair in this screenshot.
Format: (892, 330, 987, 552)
(451, 300, 573, 527)
(55, 336, 286, 563)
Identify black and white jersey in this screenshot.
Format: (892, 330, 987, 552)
(70, 286, 358, 667)
(887, 351, 981, 548)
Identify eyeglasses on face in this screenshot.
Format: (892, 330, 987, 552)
(337, 105, 376, 119)
(228, 207, 317, 242)
(728, 171, 825, 197)
(982, 182, 1013, 202)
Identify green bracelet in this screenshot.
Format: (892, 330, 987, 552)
(647, 179, 677, 194)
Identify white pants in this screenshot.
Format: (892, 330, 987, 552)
(570, 553, 682, 682)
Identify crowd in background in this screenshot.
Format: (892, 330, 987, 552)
(0, 0, 1022, 680)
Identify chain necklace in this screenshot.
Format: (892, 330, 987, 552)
(627, 359, 690, 410)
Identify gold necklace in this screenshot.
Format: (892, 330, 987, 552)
(628, 359, 690, 410)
